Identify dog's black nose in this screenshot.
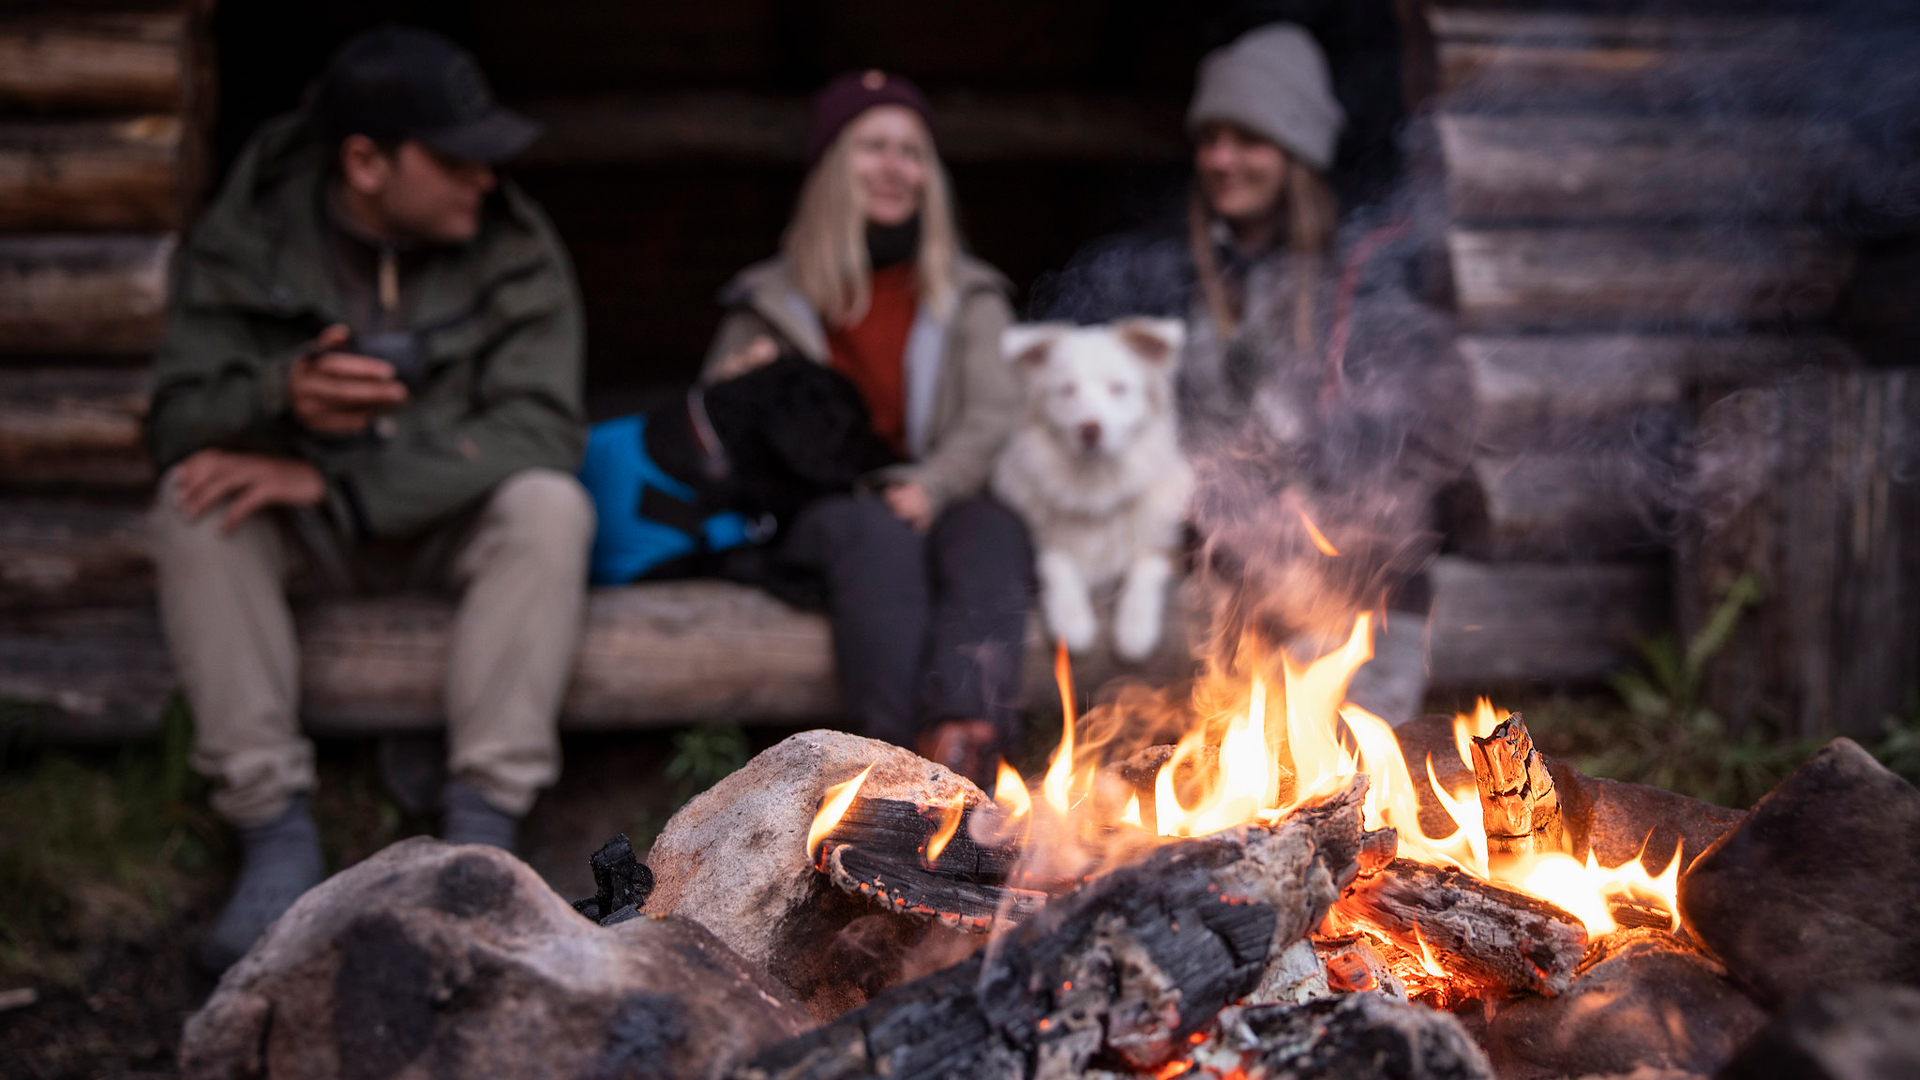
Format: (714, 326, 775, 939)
(1078, 421, 1101, 449)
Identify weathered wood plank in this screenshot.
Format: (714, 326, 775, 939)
(1460, 334, 1853, 429)
(1428, 8, 1813, 47)
(1428, 557, 1666, 686)
(1685, 370, 1920, 740)
(0, 12, 188, 112)
(0, 235, 174, 355)
(0, 558, 1666, 739)
(0, 500, 152, 607)
(1448, 227, 1853, 329)
(1463, 450, 1667, 562)
(516, 90, 1187, 166)
(0, 116, 183, 230)
(0, 366, 153, 487)
(1438, 114, 1854, 223)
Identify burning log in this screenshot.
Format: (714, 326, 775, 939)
(737, 779, 1372, 1080)
(1337, 858, 1588, 997)
(1469, 711, 1567, 861)
(817, 797, 1044, 931)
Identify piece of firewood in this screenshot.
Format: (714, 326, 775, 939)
(1337, 858, 1588, 997)
(736, 779, 1372, 1080)
(1470, 711, 1568, 860)
(817, 796, 1044, 932)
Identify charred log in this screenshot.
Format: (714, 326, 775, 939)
(1469, 712, 1567, 860)
(1337, 858, 1588, 997)
(736, 780, 1370, 1080)
(570, 833, 655, 925)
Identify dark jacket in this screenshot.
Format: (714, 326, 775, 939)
(147, 110, 586, 541)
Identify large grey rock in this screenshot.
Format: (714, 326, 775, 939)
(1486, 928, 1766, 1080)
(1679, 738, 1920, 1006)
(181, 837, 808, 1080)
(1719, 984, 1920, 1080)
(642, 729, 987, 1021)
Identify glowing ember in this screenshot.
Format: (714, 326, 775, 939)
(806, 763, 874, 863)
(1412, 925, 1447, 979)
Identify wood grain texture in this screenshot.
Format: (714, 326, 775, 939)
(1438, 114, 1854, 223)
(1428, 558, 1666, 686)
(0, 234, 174, 354)
(1448, 227, 1852, 329)
(0, 500, 152, 607)
(0, 366, 152, 487)
(0, 116, 183, 230)
(0, 12, 187, 111)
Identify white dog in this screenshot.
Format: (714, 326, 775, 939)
(991, 318, 1192, 661)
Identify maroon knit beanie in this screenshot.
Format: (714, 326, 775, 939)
(804, 69, 936, 169)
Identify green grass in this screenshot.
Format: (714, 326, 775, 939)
(0, 699, 228, 987)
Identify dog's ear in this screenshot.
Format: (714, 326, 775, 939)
(1003, 323, 1068, 370)
(1115, 318, 1185, 366)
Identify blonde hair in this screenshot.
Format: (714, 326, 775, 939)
(1189, 149, 1337, 353)
(782, 112, 960, 325)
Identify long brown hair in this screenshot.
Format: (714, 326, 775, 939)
(782, 111, 960, 325)
(1188, 150, 1337, 353)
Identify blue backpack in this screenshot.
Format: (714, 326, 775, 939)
(578, 413, 770, 585)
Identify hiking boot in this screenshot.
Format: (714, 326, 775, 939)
(443, 778, 520, 853)
(197, 795, 325, 974)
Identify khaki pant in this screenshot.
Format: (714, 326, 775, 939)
(152, 468, 595, 827)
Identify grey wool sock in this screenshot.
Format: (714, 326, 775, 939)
(442, 778, 520, 854)
(198, 795, 325, 974)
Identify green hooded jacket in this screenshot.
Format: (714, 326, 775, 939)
(146, 110, 586, 541)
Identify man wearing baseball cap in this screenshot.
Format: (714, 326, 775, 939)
(147, 27, 592, 971)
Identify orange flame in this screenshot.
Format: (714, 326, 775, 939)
(1154, 1062, 1193, 1079)
(993, 760, 1032, 820)
(1296, 505, 1341, 557)
(1412, 925, 1447, 978)
(806, 763, 873, 862)
(925, 798, 964, 865)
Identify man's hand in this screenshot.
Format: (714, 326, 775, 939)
(884, 481, 933, 533)
(289, 323, 408, 435)
(173, 449, 326, 533)
(709, 335, 779, 382)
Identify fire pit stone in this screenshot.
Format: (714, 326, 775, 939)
(1679, 738, 1920, 1007)
(642, 729, 990, 1021)
(180, 837, 810, 1080)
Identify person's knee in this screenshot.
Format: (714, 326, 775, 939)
(487, 469, 596, 557)
(933, 495, 1033, 574)
(809, 492, 919, 553)
(150, 467, 277, 569)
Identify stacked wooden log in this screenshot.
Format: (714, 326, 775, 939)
(1424, 5, 1861, 687)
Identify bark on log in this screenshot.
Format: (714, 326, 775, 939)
(0, 235, 174, 355)
(1448, 227, 1853, 329)
(1684, 370, 1920, 739)
(0, 558, 1667, 740)
(515, 91, 1186, 166)
(0, 12, 188, 112)
(0, 366, 152, 488)
(1427, 558, 1666, 686)
(0, 117, 183, 230)
(1427, 9, 1814, 47)
(1469, 713, 1567, 861)
(1460, 334, 1853, 433)
(1337, 858, 1588, 997)
(736, 781, 1370, 1080)
(1439, 114, 1854, 224)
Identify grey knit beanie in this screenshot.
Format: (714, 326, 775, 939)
(1186, 23, 1345, 172)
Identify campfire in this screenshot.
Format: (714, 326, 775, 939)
(807, 617, 1685, 1008)
(182, 613, 1920, 1080)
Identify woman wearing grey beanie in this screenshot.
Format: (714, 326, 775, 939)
(1031, 24, 1472, 729)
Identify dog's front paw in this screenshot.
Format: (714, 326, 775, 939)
(1113, 557, 1172, 662)
(1045, 593, 1099, 655)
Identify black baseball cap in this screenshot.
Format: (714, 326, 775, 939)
(313, 27, 541, 164)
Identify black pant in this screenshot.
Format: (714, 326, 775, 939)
(781, 493, 1035, 749)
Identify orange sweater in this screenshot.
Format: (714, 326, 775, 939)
(826, 263, 916, 456)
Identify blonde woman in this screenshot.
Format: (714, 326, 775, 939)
(704, 71, 1028, 779)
